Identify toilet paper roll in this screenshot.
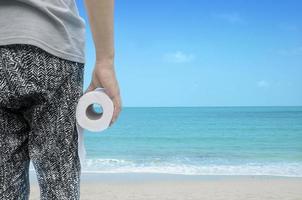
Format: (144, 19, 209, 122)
(75, 87, 114, 169)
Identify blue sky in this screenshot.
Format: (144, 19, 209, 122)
(76, 0, 302, 107)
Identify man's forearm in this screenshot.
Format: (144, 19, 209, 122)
(84, 0, 114, 66)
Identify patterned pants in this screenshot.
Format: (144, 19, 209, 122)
(0, 44, 84, 199)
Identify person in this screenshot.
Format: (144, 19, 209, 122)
(0, 0, 122, 199)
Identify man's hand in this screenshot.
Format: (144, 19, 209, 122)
(84, 0, 120, 126)
(84, 62, 122, 126)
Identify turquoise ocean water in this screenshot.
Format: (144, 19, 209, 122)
(34, 107, 302, 176)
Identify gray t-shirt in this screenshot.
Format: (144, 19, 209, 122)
(0, 0, 86, 63)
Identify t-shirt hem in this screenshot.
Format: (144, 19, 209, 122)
(0, 36, 85, 64)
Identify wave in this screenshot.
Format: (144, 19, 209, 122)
(29, 158, 302, 177)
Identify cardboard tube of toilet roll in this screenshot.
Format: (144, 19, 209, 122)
(76, 87, 114, 132)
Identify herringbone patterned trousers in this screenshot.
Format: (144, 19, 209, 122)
(0, 44, 84, 200)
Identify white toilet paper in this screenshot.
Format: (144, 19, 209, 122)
(75, 87, 114, 169)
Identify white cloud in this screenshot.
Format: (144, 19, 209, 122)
(212, 12, 245, 24)
(257, 80, 270, 88)
(163, 51, 195, 63)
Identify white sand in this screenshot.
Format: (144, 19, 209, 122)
(29, 172, 302, 200)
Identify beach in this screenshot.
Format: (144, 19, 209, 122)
(28, 107, 302, 199)
(29, 172, 302, 200)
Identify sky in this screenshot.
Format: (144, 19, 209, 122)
(76, 0, 302, 107)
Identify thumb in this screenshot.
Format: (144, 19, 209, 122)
(83, 82, 96, 95)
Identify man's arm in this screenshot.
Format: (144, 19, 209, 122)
(84, 0, 122, 126)
(85, 0, 114, 64)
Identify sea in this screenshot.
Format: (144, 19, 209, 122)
(31, 106, 302, 177)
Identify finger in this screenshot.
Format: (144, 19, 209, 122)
(110, 109, 118, 127)
(83, 82, 95, 94)
(109, 98, 121, 126)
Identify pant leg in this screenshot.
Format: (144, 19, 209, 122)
(26, 51, 84, 200)
(0, 45, 32, 200)
(0, 108, 31, 200)
(0, 44, 84, 200)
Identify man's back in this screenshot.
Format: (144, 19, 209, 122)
(0, 0, 86, 63)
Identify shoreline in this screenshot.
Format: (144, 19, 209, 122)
(29, 171, 302, 183)
(79, 172, 302, 181)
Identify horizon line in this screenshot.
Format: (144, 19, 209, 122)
(120, 105, 302, 108)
